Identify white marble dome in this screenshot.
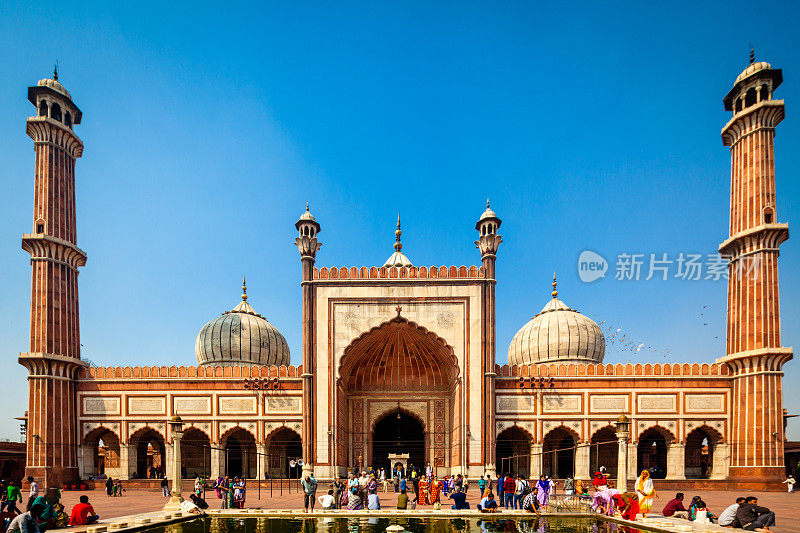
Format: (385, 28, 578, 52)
(195, 283, 290, 367)
(507, 279, 605, 365)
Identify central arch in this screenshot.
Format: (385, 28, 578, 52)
(372, 410, 425, 473)
(336, 316, 460, 473)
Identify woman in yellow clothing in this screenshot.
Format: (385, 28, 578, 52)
(635, 470, 656, 517)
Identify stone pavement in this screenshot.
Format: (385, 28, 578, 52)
(54, 488, 799, 532)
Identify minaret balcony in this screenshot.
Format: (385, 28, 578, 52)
(21, 233, 87, 270)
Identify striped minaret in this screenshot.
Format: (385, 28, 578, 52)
(718, 54, 792, 482)
(19, 69, 87, 487)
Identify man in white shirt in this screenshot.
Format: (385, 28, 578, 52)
(180, 499, 203, 515)
(318, 489, 336, 510)
(718, 497, 745, 527)
(26, 477, 39, 512)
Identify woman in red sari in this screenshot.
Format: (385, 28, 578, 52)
(417, 476, 430, 505)
(429, 476, 442, 504)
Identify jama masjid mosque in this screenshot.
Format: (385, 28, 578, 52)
(17, 56, 792, 488)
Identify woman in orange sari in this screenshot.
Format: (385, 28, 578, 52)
(429, 476, 442, 504)
(417, 476, 430, 505)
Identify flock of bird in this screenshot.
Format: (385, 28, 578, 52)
(589, 304, 722, 363)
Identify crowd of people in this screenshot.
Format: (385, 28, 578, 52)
(0, 466, 788, 529)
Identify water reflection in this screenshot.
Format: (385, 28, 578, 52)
(138, 516, 644, 533)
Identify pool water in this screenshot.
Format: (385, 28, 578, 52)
(152, 516, 644, 533)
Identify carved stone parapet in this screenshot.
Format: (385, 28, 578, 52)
(721, 100, 785, 146)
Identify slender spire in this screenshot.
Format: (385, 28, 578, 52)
(394, 213, 403, 252)
(306, 202, 309, 212)
(551, 271, 558, 298)
(750, 44, 755, 65)
(53, 63, 59, 81)
(241, 275, 248, 301)
(486, 198, 490, 209)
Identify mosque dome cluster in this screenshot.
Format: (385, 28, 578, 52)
(195, 279, 290, 367)
(507, 276, 605, 365)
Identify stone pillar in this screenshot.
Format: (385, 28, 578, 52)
(118, 444, 136, 480)
(210, 446, 221, 479)
(711, 443, 729, 479)
(575, 443, 590, 480)
(530, 443, 543, 478)
(77, 445, 94, 479)
(628, 444, 637, 481)
(667, 442, 686, 480)
(615, 415, 630, 492)
(163, 417, 184, 510)
(257, 444, 268, 480)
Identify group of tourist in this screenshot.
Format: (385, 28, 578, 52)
(1, 476, 100, 532)
(209, 476, 247, 509)
(663, 493, 776, 532)
(103, 477, 125, 497)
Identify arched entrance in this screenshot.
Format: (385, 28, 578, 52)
(637, 427, 669, 479)
(589, 426, 618, 477)
(182, 428, 211, 478)
(372, 410, 425, 474)
(542, 427, 576, 478)
(265, 427, 303, 478)
(223, 427, 257, 478)
(685, 427, 719, 479)
(337, 316, 460, 474)
(496, 426, 532, 477)
(130, 427, 165, 479)
(83, 427, 121, 477)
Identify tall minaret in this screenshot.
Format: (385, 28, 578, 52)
(475, 200, 501, 477)
(718, 53, 792, 482)
(20, 69, 87, 486)
(295, 204, 321, 477)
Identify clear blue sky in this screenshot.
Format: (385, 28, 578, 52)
(1, 1, 799, 441)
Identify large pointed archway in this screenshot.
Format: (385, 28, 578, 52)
(336, 315, 460, 474)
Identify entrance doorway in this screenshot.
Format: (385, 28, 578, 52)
(223, 428, 257, 478)
(637, 428, 668, 479)
(542, 428, 576, 479)
(372, 411, 425, 474)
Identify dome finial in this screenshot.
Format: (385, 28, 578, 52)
(241, 275, 248, 301)
(306, 202, 309, 212)
(486, 198, 490, 208)
(394, 213, 403, 252)
(53, 62, 59, 81)
(551, 271, 558, 298)
(750, 43, 755, 65)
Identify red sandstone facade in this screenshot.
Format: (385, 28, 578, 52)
(17, 59, 793, 487)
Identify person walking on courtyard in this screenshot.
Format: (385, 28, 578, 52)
(6, 480, 22, 516)
(736, 496, 775, 532)
(105, 477, 113, 497)
(783, 475, 796, 493)
(478, 476, 487, 496)
(635, 470, 656, 517)
(417, 475, 430, 505)
(25, 477, 38, 512)
(302, 473, 317, 512)
(426, 462, 433, 478)
(161, 477, 169, 497)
